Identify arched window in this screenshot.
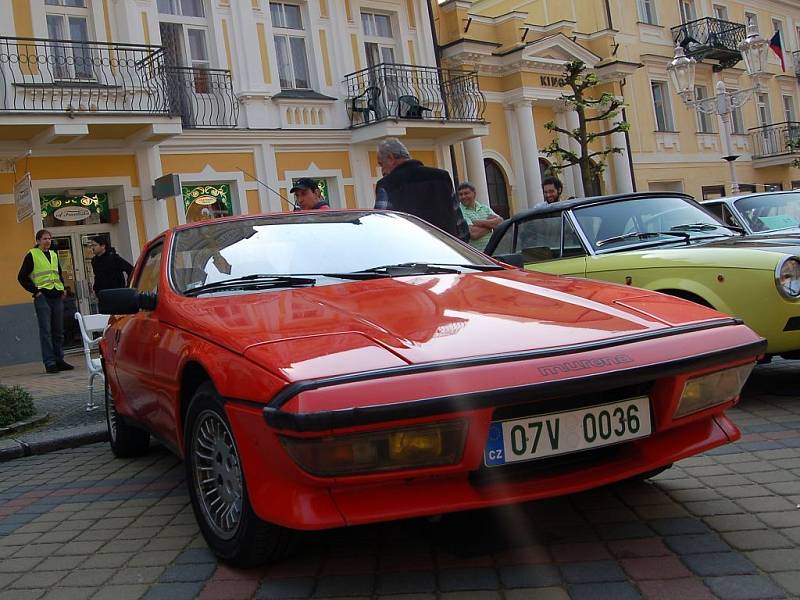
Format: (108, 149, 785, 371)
(483, 159, 510, 219)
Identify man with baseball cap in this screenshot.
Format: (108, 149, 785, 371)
(290, 178, 330, 210)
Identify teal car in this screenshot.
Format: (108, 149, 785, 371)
(485, 193, 800, 358)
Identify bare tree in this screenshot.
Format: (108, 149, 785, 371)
(541, 60, 630, 194)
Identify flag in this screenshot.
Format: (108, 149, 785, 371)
(769, 30, 785, 72)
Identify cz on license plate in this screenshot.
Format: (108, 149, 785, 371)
(484, 397, 651, 467)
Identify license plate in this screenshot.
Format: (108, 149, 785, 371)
(484, 397, 651, 467)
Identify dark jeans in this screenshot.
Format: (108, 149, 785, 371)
(34, 294, 64, 367)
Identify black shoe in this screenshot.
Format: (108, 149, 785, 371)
(56, 360, 74, 371)
(45, 365, 60, 374)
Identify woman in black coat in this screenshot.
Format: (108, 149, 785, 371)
(89, 236, 134, 293)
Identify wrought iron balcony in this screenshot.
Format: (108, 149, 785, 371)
(0, 36, 169, 114)
(164, 66, 238, 128)
(671, 17, 746, 72)
(344, 63, 485, 128)
(749, 122, 800, 160)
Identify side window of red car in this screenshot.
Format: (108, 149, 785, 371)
(135, 243, 163, 294)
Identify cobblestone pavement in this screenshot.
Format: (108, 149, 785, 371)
(0, 360, 798, 599)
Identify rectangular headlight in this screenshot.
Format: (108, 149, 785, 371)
(674, 363, 755, 419)
(281, 420, 468, 477)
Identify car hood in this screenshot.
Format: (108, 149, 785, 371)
(700, 234, 800, 254)
(165, 270, 727, 381)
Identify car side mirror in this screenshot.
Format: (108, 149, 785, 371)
(494, 253, 525, 269)
(98, 288, 157, 314)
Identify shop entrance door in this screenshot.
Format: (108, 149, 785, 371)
(52, 231, 111, 348)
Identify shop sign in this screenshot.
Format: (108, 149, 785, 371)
(182, 183, 233, 222)
(540, 75, 567, 88)
(15, 172, 33, 223)
(41, 193, 110, 225)
(53, 206, 92, 221)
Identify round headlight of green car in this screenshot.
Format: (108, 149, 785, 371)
(775, 257, 800, 299)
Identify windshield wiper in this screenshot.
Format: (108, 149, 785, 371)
(184, 274, 316, 296)
(322, 262, 502, 280)
(670, 222, 729, 232)
(596, 231, 690, 247)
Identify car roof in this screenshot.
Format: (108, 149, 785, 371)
(703, 190, 800, 204)
(504, 191, 695, 222)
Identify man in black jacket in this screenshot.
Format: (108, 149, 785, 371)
(89, 236, 134, 294)
(374, 138, 469, 242)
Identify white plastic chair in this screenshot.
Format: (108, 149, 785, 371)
(74, 312, 110, 411)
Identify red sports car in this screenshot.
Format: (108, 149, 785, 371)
(98, 210, 764, 567)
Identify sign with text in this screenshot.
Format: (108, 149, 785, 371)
(15, 172, 33, 223)
(540, 75, 567, 88)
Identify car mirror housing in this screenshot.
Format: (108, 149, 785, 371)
(98, 288, 157, 314)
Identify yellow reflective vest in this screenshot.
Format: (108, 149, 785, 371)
(29, 248, 65, 292)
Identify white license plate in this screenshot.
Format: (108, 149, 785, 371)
(484, 397, 652, 467)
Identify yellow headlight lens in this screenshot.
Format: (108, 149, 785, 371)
(674, 363, 754, 418)
(282, 421, 467, 477)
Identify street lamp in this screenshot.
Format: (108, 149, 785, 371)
(666, 21, 771, 194)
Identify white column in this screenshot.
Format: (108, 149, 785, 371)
(463, 137, 490, 205)
(349, 145, 375, 208)
(135, 147, 169, 239)
(505, 105, 527, 211)
(565, 110, 585, 198)
(554, 110, 576, 199)
(610, 106, 634, 194)
(514, 101, 544, 208)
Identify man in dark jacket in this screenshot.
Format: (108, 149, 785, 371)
(374, 138, 469, 242)
(89, 236, 134, 293)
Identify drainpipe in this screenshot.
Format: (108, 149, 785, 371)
(604, 0, 613, 29)
(619, 78, 637, 191)
(426, 0, 460, 183)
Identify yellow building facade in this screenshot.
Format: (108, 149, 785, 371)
(1, 0, 489, 365)
(435, 0, 800, 211)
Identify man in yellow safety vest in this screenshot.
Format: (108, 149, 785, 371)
(17, 229, 74, 374)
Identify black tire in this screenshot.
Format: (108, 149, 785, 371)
(106, 378, 150, 458)
(184, 382, 295, 567)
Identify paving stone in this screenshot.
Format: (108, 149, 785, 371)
(127, 550, 180, 567)
(437, 568, 498, 592)
(504, 588, 569, 600)
(756, 511, 800, 528)
(771, 571, 800, 596)
(158, 562, 216, 583)
(681, 552, 757, 577)
(174, 548, 216, 564)
(41, 587, 98, 600)
(648, 518, 709, 536)
(735, 496, 797, 512)
(716, 485, 772, 499)
(313, 574, 375, 597)
(90, 584, 149, 600)
(606, 538, 670, 559)
(143, 582, 206, 600)
(702, 514, 767, 532)
(704, 575, 787, 599)
(114, 567, 166, 585)
(567, 581, 642, 600)
(684, 500, 744, 517)
(0, 557, 44, 573)
(636, 578, 715, 600)
(664, 534, 730, 555)
(498, 564, 560, 588)
(596, 520, 654, 540)
(559, 560, 626, 584)
(745, 548, 800, 572)
(746, 470, 799, 484)
(439, 593, 500, 600)
(620, 555, 692, 580)
(374, 571, 436, 595)
(10, 570, 67, 589)
(255, 577, 315, 599)
(58, 568, 115, 587)
(721, 530, 794, 551)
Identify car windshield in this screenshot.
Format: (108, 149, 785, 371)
(572, 196, 736, 251)
(170, 211, 498, 294)
(733, 193, 800, 232)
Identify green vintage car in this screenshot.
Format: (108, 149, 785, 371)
(485, 193, 800, 359)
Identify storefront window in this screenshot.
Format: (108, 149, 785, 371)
(183, 183, 234, 222)
(40, 193, 110, 227)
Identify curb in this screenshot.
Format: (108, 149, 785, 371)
(0, 422, 107, 461)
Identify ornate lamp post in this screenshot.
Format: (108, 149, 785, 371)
(666, 21, 771, 194)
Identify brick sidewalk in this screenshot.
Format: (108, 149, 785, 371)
(0, 361, 798, 599)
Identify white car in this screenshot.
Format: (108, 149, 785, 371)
(701, 191, 800, 237)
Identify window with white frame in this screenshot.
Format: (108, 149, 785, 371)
(651, 81, 675, 132)
(45, 0, 92, 79)
(270, 2, 311, 90)
(158, 1, 212, 91)
(783, 95, 796, 123)
(744, 12, 758, 30)
(756, 93, 772, 126)
(712, 4, 728, 21)
(361, 11, 397, 68)
(694, 86, 714, 133)
(637, 0, 658, 25)
(678, 0, 696, 23)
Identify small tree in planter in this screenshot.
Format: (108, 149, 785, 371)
(0, 385, 36, 428)
(541, 60, 630, 194)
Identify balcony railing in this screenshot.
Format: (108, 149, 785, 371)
(344, 63, 485, 128)
(671, 17, 746, 71)
(164, 66, 238, 128)
(0, 36, 169, 114)
(749, 122, 800, 160)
